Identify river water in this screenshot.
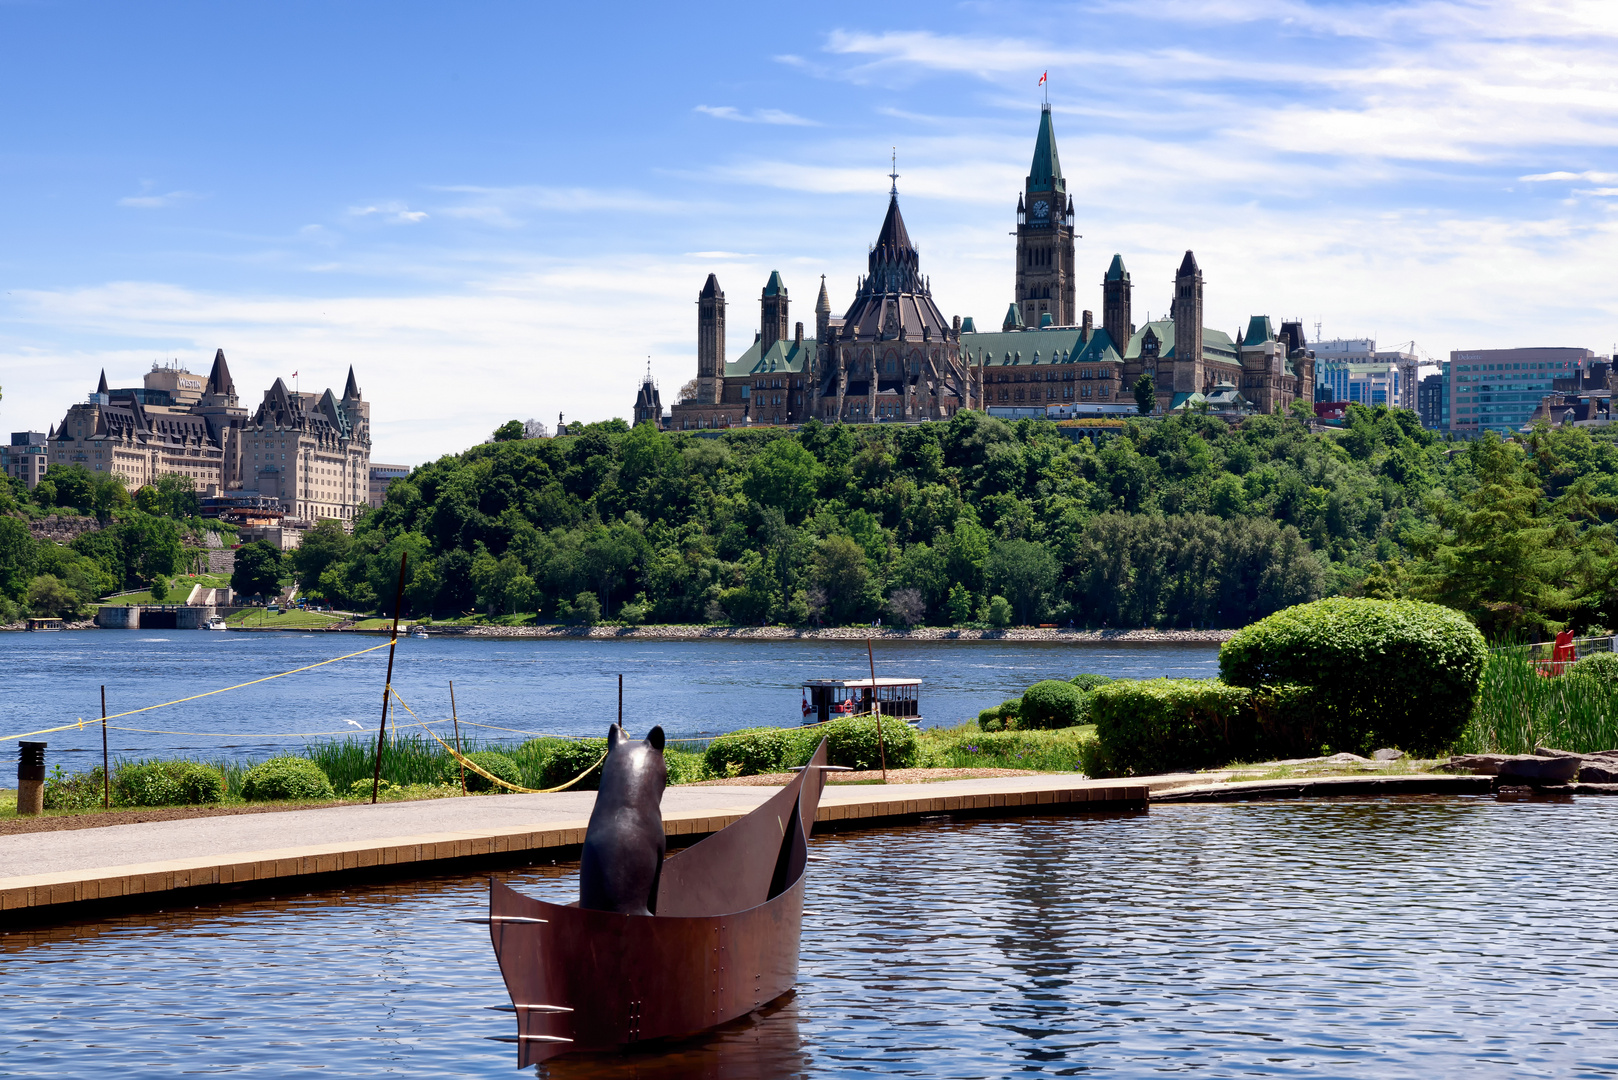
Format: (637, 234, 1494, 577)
(1, 632, 1218, 770)
(4, 796, 1617, 1077)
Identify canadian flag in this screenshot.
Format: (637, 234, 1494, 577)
(1038, 71, 1047, 86)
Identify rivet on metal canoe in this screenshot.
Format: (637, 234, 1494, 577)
(486, 738, 830, 1067)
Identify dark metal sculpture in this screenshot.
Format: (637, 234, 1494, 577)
(486, 738, 830, 1067)
(578, 724, 667, 915)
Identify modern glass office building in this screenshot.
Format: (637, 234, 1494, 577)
(1448, 348, 1594, 434)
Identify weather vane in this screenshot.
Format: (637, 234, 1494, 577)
(889, 148, 899, 196)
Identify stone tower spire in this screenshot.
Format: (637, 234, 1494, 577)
(1103, 254, 1132, 354)
(760, 271, 789, 355)
(1171, 250, 1205, 396)
(1014, 103, 1077, 327)
(814, 275, 832, 345)
(696, 273, 725, 405)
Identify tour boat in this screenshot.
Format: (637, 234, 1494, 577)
(801, 676, 922, 726)
(24, 617, 64, 632)
(483, 739, 831, 1067)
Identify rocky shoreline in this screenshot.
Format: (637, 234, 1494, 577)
(451, 624, 1232, 643)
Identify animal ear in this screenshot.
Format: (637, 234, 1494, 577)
(646, 726, 665, 752)
(608, 724, 623, 749)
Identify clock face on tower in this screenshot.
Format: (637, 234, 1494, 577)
(1032, 199, 1050, 221)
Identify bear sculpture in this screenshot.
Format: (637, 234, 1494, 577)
(578, 723, 667, 915)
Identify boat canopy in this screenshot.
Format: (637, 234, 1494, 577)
(802, 677, 920, 723)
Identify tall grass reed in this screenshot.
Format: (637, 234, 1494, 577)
(1460, 648, 1618, 754)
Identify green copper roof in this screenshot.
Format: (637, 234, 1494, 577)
(959, 326, 1124, 368)
(762, 270, 786, 297)
(1122, 320, 1237, 363)
(1242, 316, 1275, 347)
(1028, 106, 1063, 193)
(1003, 303, 1026, 331)
(1105, 254, 1129, 282)
(960, 316, 977, 333)
(725, 335, 815, 377)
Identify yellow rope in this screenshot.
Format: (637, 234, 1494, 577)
(415, 713, 607, 794)
(0, 640, 394, 744)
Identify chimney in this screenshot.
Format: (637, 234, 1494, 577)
(1082, 310, 1093, 343)
(795, 321, 803, 346)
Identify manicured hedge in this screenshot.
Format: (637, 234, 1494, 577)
(1090, 679, 1252, 776)
(1019, 680, 1087, 730)
(241, 757, 335, 801)
(113, 760, 225, 806)
(704, 727, 804, 778)
(1219, 598, 1488, 754)
(701, 716, 917, 777)
(978, 698, 1022, 732)
(823, 714, 918, 771)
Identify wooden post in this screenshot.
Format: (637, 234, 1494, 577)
(618, 673, 623, 727)
(867, 638, 887, 783)
(450, 679, 466, 795)
(100, 685, 109, 810)
(370, 551, 408, 804)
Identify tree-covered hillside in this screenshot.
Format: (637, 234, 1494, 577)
(308, 404, 1571, 631)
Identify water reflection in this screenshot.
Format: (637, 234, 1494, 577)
(6, 798, 1618, 1077)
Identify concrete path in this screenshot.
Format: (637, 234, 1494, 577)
(0, 774, 1146, 917)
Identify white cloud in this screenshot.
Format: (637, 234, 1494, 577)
(1522, 170, 1618, 183)
(695, 105, 818, 126)
(349, 202, 428, 224)
(118, 188, 202, 209)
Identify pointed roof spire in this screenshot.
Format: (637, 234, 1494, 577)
(206, 348, 236, 396)
(1003, 303, 1026, 332)
(96, 369, 108, 394)
(1105, 253, 1130, 282)
(1029, 104, 1063, 192)
(873, 193, 914, 261)
(815, 275, 831, 314)
(700, 272, 722, 298)
(763, 270, 786, 298)
(1178, 250, 1200, 276)
(343, 366, 361, 399)
(889, 147, 899, 196)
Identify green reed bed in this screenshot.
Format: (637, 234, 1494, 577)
(917, 726, 1094, 772)
(1459, 648, 1618, 755)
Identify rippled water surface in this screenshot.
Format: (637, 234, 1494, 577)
(6, 796, 1618, 1077)
(3, 633, 1217, 769)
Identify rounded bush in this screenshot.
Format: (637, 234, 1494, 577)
(1019, 680, 1086, 730)
(823, 714, 918, 771)
(454, 750, 522, 793)
(514, 737, 609, 791)
(113, 760, 225, 806)
(1219, 597, 1488, 754)
(241, 757, 336, 801)
(347, 778, 397, 798)
(704, 727, 805, 778)
(1069, 673, 1115, 693)
(1571, 651, 1618, 683)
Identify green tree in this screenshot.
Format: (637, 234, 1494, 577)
(155, 472, 200, 517)
(290, 519, 353, 593)
(149, 576, 169, 601)
(27, 574, 83, 618)
(1133, 374, 1155, 416)
(741, 438, 824, 521)
(492, 420, 525, 442)
(0, 516, 38, 598)
(48, 465, 95, 511)
(987, 538, 1057, 626)
(946, 583, 973, 625)
(812, 534, 877, 625)
(232, 540, 285, 599)
(134, 485, 162, 514)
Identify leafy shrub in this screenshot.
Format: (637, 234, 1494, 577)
(348, 778, 397, 798)
(704, 727, 802, 777)
(919, 727, 1090, 771)
(1571, 651, 1618, 683)
(1019, 680, 1086, 730)
(665, 749, 707, 784)
(514, 737, 610, 791)
(113, 760, 225, 806)
(978, 698, 1022, 732)
(1249, 683, 1329, 759)
(241, 756, 336, 801)
(983, 595, 1013, 628)
(1090, 678, 1252, 776)
(43, 765, 105, 811)
(1069, 673, 1116, 693)
(454, 750, 522, 793)
(823, 713, 918, 770)
(1219, 597, 1488, 754)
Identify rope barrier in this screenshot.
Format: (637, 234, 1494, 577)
(0, 640, 394, 744)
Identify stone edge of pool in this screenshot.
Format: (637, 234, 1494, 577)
(0, 778, 1154, 920)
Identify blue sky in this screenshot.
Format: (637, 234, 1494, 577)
(2, 0, 1615, 463)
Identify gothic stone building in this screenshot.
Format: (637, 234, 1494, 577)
(49, 352, 372, 523)
(666, 187, 972, 430)
(961, 104, 1314, 416)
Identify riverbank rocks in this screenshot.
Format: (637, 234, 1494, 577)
(1447, 752, 1582, 783)
(1373, 748, 1406, 761)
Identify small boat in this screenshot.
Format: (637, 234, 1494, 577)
(409, 625, 429, 639)
(205, 617, 229, 631)
(484, 739, 832, 1067)
(25, 617, 64, 632)
(801, 676, 922, 726)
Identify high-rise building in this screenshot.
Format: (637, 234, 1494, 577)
(1449, 347, 1596, 433)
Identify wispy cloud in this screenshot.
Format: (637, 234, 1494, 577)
(118, 186, 202, 209)
(695, 105, 818, 126)
(1522, 170, 1618, 183)
(349, 202, 428, 224)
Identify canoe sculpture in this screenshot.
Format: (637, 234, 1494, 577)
(486, 738, 830, 1067)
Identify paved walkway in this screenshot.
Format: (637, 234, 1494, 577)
(0, 774, 1146, 916)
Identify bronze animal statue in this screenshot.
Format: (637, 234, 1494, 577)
(578, 723, 667, 915)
